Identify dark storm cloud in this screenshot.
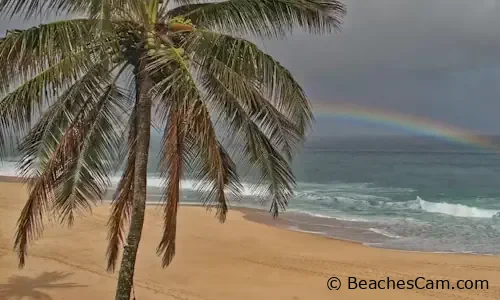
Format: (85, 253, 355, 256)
(1, 0, 500, 135)
(264, 0, 500, 75)
(259, 0, 500, 134)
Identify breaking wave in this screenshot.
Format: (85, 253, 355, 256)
(416, 196, 499, 219)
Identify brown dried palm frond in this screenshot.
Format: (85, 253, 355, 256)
(0, 0, 345, 270)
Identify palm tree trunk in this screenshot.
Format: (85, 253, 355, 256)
(115, 65, 152, 300)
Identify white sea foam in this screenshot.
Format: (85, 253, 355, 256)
(368, 228, 401, 238)
(4, 160, 499, 221)
(416, 196, 499, 219)
(0, 161, 267, 196)
(111, 175, 266, 196)
(0, 161, 22, 177)
(289, 209, 370, 222)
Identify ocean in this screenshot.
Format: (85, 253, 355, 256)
(2, 135, 500, 255)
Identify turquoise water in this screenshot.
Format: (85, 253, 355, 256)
(3, 135, 500, 254)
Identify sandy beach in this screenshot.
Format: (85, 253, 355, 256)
(1, 180, 499, 300)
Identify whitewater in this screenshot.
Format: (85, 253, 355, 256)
(2, 135, 500, 255)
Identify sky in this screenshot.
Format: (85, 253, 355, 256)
(258, 0, 500, 136)
(1, 0, 500, 137)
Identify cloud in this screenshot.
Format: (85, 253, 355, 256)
(1, 0, 500, 134)
(263, 0, 500, 76)
(257, 0, 500, 134)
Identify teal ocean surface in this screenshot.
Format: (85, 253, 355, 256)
(2, 135, 500, 254)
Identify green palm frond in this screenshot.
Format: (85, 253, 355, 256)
(172, 0, 202, 5)
(0, 19, 122, 158)
(0, 0, 144, 19)
(196, 57, 302, 160)
(188, 30, 313, 137)
(14, 64, 127, 267)
(155, 30, 298, 216)
(184, 31, 304, 160)
(0, 0, 88, 18)
(170, 0, 345, 38)
(0, 19, 107, 83)
(187, 100, 243, 221)
(150, 45, 241, 266)
(16, 62, 110, 177)
(150, 54, 188, 268)
(197, 68, 296, 217)
(164, 3, 208, 21)
(53, 82, 127, 225)
(89, 0, 142, 20)
(1, 0, 340, 282)
(148, 49, 200, 267)
(106, 99, 137, 273)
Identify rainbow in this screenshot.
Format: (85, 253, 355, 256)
(312, 101, 498, 151)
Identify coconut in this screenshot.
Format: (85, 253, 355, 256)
(157, 49, 168, 56)
(148, 49, 157, 56)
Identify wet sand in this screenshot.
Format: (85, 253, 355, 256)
(1, 179, 500, 300)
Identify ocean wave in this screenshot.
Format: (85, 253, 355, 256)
(416, 196, 499, 218)
(368, 228, 401, 238)
(4, 161, 499, 220)
(297, 182, 416, 194)
(288, 209, 370, 222)
(0, 161, 22, 177)
(110, 175, 265, 197)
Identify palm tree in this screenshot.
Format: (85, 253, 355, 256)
(0, 0, 345, 299)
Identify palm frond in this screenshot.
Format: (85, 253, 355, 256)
(0, 20, 120, 158)
(197, 58, 301, 160)
(150, 45, 241, 266)
(156, 109, 187, 268)
(164, 3, 208, 20)
(187, 100, 243, 221)
(14, 64, 127, 268)
(195, 60, 296, 217)
(0, 0, 146, 19)
(183, 32, 302, 160)
(0, 48, 119, 154)
(171, 0, 345, 38)
(106, 101, 137, 273)
(0, 19, 107, 84)
(14, 60, 120, 173)
(53, 82, 127, 225)
(149, 31, 295, 217)
(188, 30, 313, 137)
(149, 47, 196, 267)
(172, 0, 203, 5)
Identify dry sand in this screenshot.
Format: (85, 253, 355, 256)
(1, 180, 500, 300)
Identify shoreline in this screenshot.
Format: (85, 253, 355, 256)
(1, 179, 500, 300)
(125, 201, 499, 257)
(2, 175, 497, 257)
(238, 206, 497, 257)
